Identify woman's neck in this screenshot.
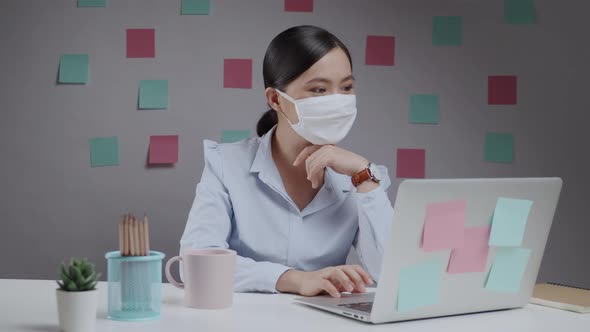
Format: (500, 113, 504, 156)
(272, 123, 311, 169)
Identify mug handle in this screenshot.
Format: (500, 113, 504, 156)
(165, 256, 184, 289)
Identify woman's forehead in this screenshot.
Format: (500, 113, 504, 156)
(297, 48, 352, 84)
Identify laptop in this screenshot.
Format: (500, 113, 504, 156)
(294, 177, 563, 324)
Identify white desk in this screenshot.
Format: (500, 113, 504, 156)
(0, 279, 588, 331)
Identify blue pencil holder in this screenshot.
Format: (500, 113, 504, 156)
(105, 251, 165, 321)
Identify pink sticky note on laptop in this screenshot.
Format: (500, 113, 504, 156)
(149, 135, 179, 165)
(224, 58, 252, 89)
(422, 200, 467, 252)
(447, 226, 491, 273)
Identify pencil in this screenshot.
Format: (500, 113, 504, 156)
(129, 215, 135, 256)
(134, 215, 140, 256)
(144, 215, 150, 255)
(135, 215, 141, 256)
(138, 218, 145, 256)
(123, 214, 129, 256)
(119, 215, 124, 255)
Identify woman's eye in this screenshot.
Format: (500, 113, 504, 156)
(342, 85, 354, 92)
(311, 87, 326, 94)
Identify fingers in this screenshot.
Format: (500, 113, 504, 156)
(351, 265, 374, 285)
(306, 149, 330, 188)
(309, 266, 374, 298)
(321, 279, 341, 298)
(341, 266, 367, 292)
(331, 269, 355, 292)
(306, 146, 332, 188)
(293, 145, 321, 167)
(304, 147, 322, 178)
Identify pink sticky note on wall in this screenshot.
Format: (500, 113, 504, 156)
(224, 59, 253, 89)
(422, 200, 467, 252)
(448, 226, 491, 273)
(365, 35, 395, 66)
(488, 75, 517, 105)
(149, 135, 178, 164)
(127, 29, 155, 58)
(396, 148, 425, 178)
(284, 0, 313, 12)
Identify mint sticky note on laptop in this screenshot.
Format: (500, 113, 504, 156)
(89, 136, 119, 167)
(222, 130, 251, 143)
(489, 197, 533, 246)
(397, 260, 442, 312)
(485, 247, 531, 292)
(59, 54, 89, 84)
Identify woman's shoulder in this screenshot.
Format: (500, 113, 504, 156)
(202, 137, 261, 174)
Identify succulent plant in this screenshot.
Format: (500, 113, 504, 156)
(57, 257, 101, 292)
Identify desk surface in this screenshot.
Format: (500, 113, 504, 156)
(0, 279, 588, 331)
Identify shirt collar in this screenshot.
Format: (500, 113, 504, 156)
(249, 125, 353, 215)
(249, 125, 275, 174)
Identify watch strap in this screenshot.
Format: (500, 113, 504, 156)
(351, 168, 372, 187)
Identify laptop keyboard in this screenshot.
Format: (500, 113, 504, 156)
(338, 301, 374, 313)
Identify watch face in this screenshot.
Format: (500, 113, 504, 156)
(368, 163, 382, 181)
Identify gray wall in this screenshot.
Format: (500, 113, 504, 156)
(1, 0, 588, 287)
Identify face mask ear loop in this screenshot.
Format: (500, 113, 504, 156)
(275, 89, 296, 103)
(277, 107, 294, 126)
(275, 89, 299, 126)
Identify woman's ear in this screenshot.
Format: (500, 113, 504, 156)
(265, 87, 281, 112)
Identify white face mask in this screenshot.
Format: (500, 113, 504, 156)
(275, 89, 357, 145)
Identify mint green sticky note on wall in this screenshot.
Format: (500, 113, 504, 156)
(432, 16, 462, 46)
(489, 197, 533, 246)
(485, 247, 531, 293)
(59, 54, 89, 84)
(410, 94, 439, 124)
(222, 130, 251, 143)
(139, 80, 169, 109)
(181, 0, 210, 15)
(504, 0, 535, 24)
(397, 260, 442, 312)
(484, 132, 514, 163)
(90, 137, 119, 167)
(78, 0, 107, 7)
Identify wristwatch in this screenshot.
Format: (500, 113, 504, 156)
(351, 162, 382, 187)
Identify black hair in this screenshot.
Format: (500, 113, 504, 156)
(256, 25, 352, 137)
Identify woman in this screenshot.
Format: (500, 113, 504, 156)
(180, 25, 394, 298)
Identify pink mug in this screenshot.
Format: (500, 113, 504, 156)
(165, 248, 236, 309)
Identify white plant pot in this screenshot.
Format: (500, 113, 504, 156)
(56, 289, 98, 332)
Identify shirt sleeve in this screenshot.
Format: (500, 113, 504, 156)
(180, 140, 292, 293)
(352, 165, 394, 283)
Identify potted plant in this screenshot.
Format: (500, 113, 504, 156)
(56, 258, 101, 332)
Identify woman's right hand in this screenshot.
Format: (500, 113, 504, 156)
(276, 265, 374, 298)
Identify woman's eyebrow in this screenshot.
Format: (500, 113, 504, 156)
(304, 77, 331, 84)
(304, 75, 356, 85)
(342, 75, 355, 83)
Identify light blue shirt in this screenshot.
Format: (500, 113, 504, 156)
(180, 126, 394, 293)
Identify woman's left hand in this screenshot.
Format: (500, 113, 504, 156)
(293, 145, 369, 189)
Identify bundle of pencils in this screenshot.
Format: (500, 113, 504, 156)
(118, 214, 150, 256)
